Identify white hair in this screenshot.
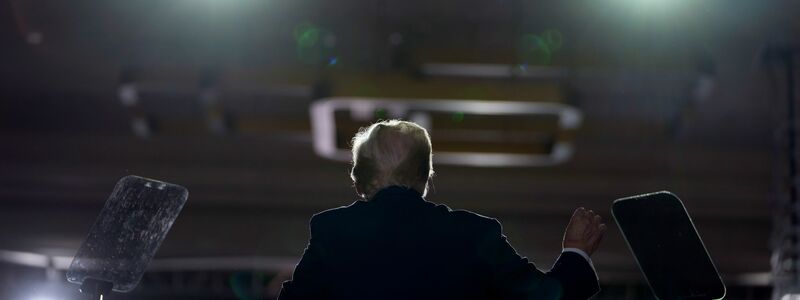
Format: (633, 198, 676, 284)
(350, 120, 434, 198)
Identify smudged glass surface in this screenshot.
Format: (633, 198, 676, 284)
(66, 175, 189, 292)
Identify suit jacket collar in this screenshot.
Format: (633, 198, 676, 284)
(369, 186, 425, 206)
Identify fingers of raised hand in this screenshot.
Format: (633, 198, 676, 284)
(592, 214, 607, 252)
(573, 207, 586, 217)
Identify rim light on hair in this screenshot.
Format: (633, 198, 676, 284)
(350, 120, 434, 198)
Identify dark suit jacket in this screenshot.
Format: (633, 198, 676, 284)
(279, 186, 600, 300)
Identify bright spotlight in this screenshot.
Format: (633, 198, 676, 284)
(639, 0, 683, 11)
(28, 296, 59, 300)
(611, 0, 690, 18)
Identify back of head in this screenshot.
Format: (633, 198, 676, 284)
(350, 120, 434, 198)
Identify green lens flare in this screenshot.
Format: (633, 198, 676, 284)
(451, 112, 465, 123)
(374, 108, 387, 119)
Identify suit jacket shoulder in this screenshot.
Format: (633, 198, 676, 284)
(449, 209, 503, 236)
(308, 200, 366, 235)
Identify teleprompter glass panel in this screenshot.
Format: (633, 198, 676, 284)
(66, 175, 188, 292)
(612, 191, 725, 300)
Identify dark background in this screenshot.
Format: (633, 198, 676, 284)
(1, 0, 797, 299)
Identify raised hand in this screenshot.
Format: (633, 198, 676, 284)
(562, 207, 607, 256)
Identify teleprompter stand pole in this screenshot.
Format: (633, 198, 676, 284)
(79, 278, 113, 300)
